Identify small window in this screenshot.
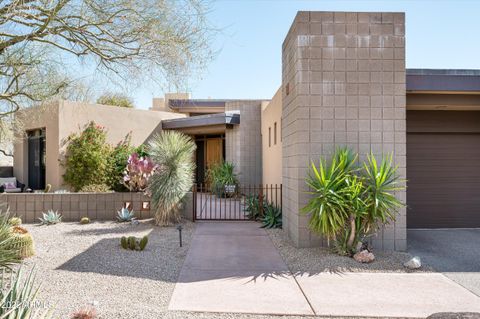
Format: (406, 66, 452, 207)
(274, 122, 277, 145)
(268, 127, 271, 147)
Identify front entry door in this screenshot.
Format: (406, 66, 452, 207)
(206, 138, 223, 170)
(27, 129, 46, 190)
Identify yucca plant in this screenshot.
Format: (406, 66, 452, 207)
(116, 207, 135, 222)
(0, 268, 54, 318)
(147, 131, 196, 226)
(0, 211, 21, 270)
(301, 148, 357, 245)
(362, 153, 405, 237)
(244, 194, 266, 220)
(302, 148, 405, 256)
(260, 204, 282, 229)
(38, 210, 62, 225)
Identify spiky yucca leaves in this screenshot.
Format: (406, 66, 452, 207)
(0, 268, 54, 319)
(362, 153, 405, 236)
(0, 211, 21, 270)
(147, 131, 196, 226)
(301, 148, 357, 243)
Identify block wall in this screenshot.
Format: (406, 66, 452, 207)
(282, 11, 406, 250)
(225, 101, 263, 186)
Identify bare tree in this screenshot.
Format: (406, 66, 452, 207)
(0, 0, 213, 119)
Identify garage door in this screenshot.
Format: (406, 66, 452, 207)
(407, 111, 480, 228)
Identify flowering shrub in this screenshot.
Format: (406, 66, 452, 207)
(122, 153, 156, 192)
(63, 122, 111, 191)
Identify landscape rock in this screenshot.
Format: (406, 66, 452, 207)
(353, 249, 375, 263)
(404, 256, 422, 270)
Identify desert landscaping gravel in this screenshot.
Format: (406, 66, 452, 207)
(266, 228, 434, 273)
(23, 220, 195, 319)
(21, 220, 434, 319)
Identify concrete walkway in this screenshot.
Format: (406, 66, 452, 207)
(169, 222, 480, 317)
(168, 222, 313, 315)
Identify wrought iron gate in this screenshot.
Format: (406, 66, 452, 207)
(192, 184, 282, 221)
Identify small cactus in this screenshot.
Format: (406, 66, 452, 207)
(10, 226, 35, 258)
(8, 217, 22, 226)
(127, 236, 136, 250)
(80, 217, 90, 224)
(139, 236, 148, 251)
(120, 236, 128, 249)
(44, 184, 52, 193)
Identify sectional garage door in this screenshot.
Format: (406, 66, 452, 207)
(407, 111, 480, 228)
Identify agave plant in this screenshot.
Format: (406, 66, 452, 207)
(38, 210, 62, 225)
(0, 268, 54, 318)
(260, 204, 282, 229)
(147, 131, 196, 226)
(244, 194, 266, 220)
(116, 207, 135, 222)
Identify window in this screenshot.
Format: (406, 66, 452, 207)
(268, 127, 271, 147)
(274, 122, 277, 145)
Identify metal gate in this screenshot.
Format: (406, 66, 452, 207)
(192, 184, 282, 221)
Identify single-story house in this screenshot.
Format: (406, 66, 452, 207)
(10, 11, 480, 251)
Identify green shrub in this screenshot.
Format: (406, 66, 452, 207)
(79, 184, 111, 193)
(107, 134, 135, 192)
(302, 148, 404, 256)
(207, 161, 239, 197)
(63, 122, 111, 191)
(97, 92, 134, 108)
(260, 204, 282, 229)
(147, 131, 196, 226)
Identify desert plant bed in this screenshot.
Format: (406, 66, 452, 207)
(21, 220, 194, 318)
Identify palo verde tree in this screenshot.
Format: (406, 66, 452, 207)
(0, 0, 213, 154)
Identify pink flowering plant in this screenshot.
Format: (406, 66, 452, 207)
(123, 153, 157, 192)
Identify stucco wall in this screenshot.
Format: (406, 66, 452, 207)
(13, 102, 61, 188)
(225, 101, 264, 186)
(282, 11, 406, 250)
(262, 89, 283, 186)
(14, 101, 185, 191)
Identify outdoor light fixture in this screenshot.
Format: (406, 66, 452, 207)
(177, 225, 183, 247)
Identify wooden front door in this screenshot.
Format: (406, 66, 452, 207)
(206, 138, 223, 170)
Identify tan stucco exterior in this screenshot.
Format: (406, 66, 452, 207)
(261, 88, 282, 186)
(14, 100, 185, 190)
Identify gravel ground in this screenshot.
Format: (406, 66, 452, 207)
(20, 221, 432, 319)
(23, 219, 194, 319)
(266, 228, 434, 274)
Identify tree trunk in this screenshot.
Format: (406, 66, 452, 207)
(347, 214, 356, 251)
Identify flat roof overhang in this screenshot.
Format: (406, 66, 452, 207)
(407, 69, 480, 94)
(161, 112, 240, 132)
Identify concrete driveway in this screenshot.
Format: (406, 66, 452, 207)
(408, 229, 480, 296)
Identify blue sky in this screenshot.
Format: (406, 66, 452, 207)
(133, 0, 480, 109)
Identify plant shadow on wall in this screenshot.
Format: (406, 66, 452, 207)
(302, 148, 405, 257)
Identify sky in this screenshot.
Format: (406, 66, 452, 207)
(133, 0, 480, 109)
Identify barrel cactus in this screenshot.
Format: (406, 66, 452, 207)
(120, 236, 128, 249)
(80, 217, 90, 224)
(127, 236, 136, 250)
(10, 226, 35, 259)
